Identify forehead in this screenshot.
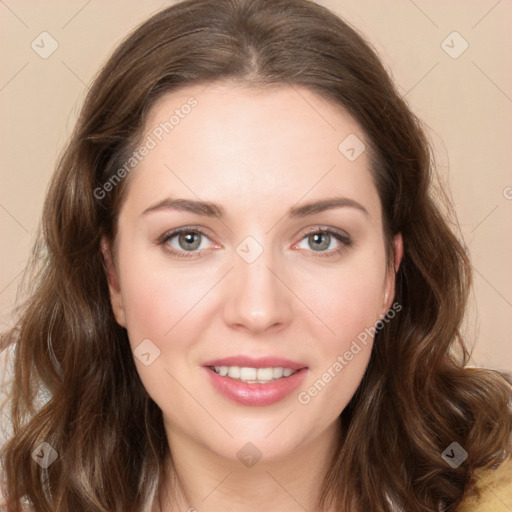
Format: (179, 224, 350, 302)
(121, 83, 381, 222)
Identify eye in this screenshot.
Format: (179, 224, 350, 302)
(156, 226, 352, 260)
(157, 227, 214, 259)
(295, 227, 352, 258)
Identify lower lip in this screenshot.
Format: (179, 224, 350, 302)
(204, 367, 308, 406)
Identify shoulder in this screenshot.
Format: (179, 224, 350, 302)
(458, 457, 512, 511)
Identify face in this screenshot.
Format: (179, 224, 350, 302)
(103, 83, 402, 464)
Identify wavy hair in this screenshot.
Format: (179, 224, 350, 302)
(1, 0, 511, 510)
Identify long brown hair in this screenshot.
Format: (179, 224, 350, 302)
(1, 0, 511, 510)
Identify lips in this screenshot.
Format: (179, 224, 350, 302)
(202, 355, 309, 406)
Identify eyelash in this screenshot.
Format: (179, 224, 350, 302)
(156, 226, 352, 260)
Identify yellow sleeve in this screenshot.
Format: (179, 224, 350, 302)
(458, 458, 512, 511)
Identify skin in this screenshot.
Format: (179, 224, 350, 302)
(102, 82, 403, 512)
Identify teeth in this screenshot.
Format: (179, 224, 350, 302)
(227, 366, 240, 379)
(273, 367, 283, 379)
(240, 367, 257, 381)
(212, 366, 298, 383)
(257, 368, 274, 380)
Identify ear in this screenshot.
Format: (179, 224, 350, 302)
(100, 237, 127, 328)
(382, 233, 404, 311)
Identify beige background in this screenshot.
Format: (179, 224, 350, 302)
(1, 1, 511, 371)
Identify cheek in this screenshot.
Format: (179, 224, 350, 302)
(293, 250, 387, 413)
(297, 252, 387, 346)
(119, 248, 210, 346)
(117, 254, 209, 411)
(296, 288, 378, 424)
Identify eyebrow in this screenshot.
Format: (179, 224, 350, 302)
(141, 196, 369, 218)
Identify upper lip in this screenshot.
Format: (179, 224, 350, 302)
(202, 355, 307, 370)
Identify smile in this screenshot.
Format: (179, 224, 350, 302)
(209, 365, 297, 383)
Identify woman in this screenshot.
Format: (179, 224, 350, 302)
(1, 0, 511, 510)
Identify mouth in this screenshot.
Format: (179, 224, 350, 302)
(202, 356, 309, 406)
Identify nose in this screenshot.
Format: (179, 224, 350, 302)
(223, 243, 294, 335)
